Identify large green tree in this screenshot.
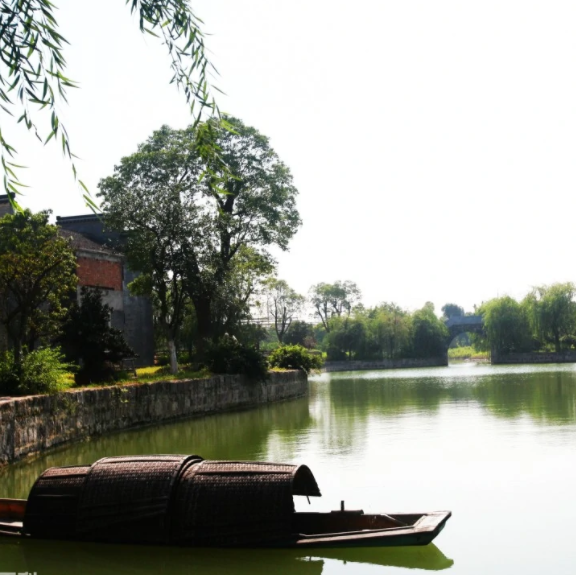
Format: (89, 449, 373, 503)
(102, 180, 192, 374)
(99, 116, 300, 355)
(369, 303, 411, 359)
(480, 296, 531, 354)
(210, 246, 274, 341)
(441, 303, 465, 320)
(0, 0, 219, 205)
(309, 281, 361, 332)
(410, 302, 449, 358)
(262, 278, 305, 343)
(0, 210, 77, 366)
(523, 283, 576, 352)
(324, 315, 367, 361)
(284, 320, 316, 348)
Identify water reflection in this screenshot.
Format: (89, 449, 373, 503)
(0, 397, 313, 499)
(472, 370, 576, 423)
(320, 364, 576, 426)
(5, 363, 576, 574)
(0, 537, 454, 574)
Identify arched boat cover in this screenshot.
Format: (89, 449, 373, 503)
(23, 465, 91, 539)
(76, 455, 202, 544)
(23, 455, 321, 546)
(171, 460, 321, 545)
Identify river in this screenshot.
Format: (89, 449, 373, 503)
(2, 363, 576, 574)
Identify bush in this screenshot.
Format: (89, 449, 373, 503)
(59, 288, 135, 384)
(205, 337, 268, 380)
(0, 347, 72, 396)
(155, 353, 169, 366)
(268, 345, 323, 374)
(326, 345, 346, 361)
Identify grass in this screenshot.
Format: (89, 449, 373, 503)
(64, 364, 213, 390)
(122, 365, 212, 384)
(448, 346, 489, 360)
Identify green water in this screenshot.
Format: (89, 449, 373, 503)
(2, 363, 576, 574)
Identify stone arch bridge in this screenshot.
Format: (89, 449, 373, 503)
(444, 315, 484, 344)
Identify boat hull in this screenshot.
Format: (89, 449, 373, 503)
(0, 500, 450, 548)
(287, 511, 452, 548)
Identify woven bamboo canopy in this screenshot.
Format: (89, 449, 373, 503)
(24, 454, 321, 545)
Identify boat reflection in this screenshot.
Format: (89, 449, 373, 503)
(301, 543, 454, 570)
(2, 537, 453, 574)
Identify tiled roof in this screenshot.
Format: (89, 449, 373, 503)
(59, 229, 119, 255)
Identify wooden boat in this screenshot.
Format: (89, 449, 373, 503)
(0, 455, 451, 548)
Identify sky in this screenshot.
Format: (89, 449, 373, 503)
(5, 0, 576, 315)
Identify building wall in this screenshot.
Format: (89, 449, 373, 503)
(57, 215, 154, 367)
(122, 267, 155, 366)
(77, 255, 123, 291)
(0, 194, 14, 218)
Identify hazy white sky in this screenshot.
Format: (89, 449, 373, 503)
(6, 0, 576, 314)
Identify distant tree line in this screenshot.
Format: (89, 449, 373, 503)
(257, 280, 449, 361)
(473, 283, 576, 355)
(259, 282, 576, 361)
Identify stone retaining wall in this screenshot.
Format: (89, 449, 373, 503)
(491, 351, 576, 365)
(323, 357, 447, 372)
(0, 371, 307, 466)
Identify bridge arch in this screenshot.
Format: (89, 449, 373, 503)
(444, 315, 485, 359)
(445, 315, 484, 341)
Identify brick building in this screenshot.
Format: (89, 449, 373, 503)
(0, 194, 13, 218)
(0, 197, 154, 366)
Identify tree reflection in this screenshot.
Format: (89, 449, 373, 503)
(472, 371, 576, 424)
(323, 367, 576, 432)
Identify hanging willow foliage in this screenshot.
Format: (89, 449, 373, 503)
(0, 0, 221, 209)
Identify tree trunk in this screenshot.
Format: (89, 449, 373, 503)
(167, 338, 178, 375)
(12, 339, 22, 369)
(193, 296, 213, 360)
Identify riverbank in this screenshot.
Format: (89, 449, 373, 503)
(492, 351, 576, 364)
(0, 370, 307, 466)
(323, 357, 447, 372)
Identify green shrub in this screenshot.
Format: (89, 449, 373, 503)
(0, 347, 73, 396)
(155, 353, 169, 366)
(268, 345, 323, 374)
(59, 287, 135, 384)
(326, 345, 346, 361)
(205, 337, 268, 380)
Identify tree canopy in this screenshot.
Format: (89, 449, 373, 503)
(523, 283, 576, 352)
(479, 296, 531, 354)
(410, 302, 449, 358)
(441, 303, 465, 320)
(262, 278, 304, 343)
(0, 0, 219, 206)
(0, 209, 77, 365)
(309, 281, 362, 332)
(99, 116, 300, 355)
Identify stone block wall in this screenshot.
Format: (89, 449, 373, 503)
(323, 357, 448, 372)
(491, 351, 576, 365)
(0, 371, 307, 466)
